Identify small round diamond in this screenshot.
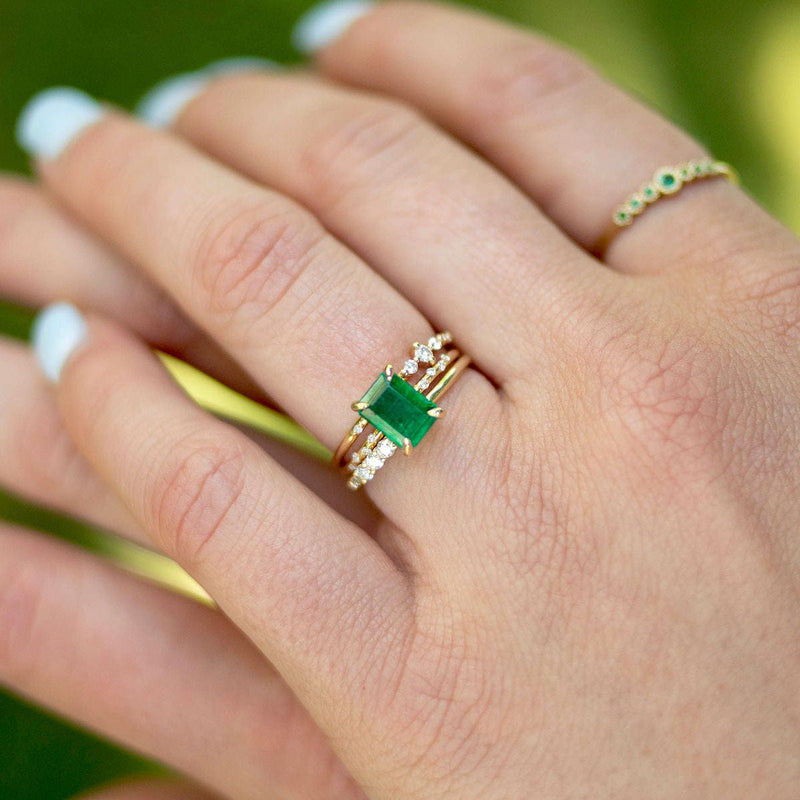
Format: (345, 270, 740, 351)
(359, 447, 371, 460)
(365, 454, 384, 470)
(403, 359, 419, 375)
(367, 432, 380, 445)
(428, 336, 442, 351)
(355, 465, 372, 482)
(414, 343, 435, 364)
(376, 439, 397, 458)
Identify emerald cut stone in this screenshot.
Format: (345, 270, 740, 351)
(357, 373, 439, 448)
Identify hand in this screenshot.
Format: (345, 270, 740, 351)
(3, 2, 800, 798)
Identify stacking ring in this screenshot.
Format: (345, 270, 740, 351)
(611, 158, 738, 229)
(334, 332, 470, 490)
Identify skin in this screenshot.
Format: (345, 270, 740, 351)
(2, 2, 800, 798)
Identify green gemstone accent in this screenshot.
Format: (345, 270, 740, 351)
(659, 172, 677, 188)
(629, 197, 642, 210)
(357, 373, 439, 448)
(643, 186, 658, 200)
(614, 210, 630, 225)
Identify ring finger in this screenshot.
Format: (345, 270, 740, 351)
(17, 95, 502, 518)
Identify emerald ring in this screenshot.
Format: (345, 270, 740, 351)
(611, 158, 738, 229)
(333, 332, 470, 490)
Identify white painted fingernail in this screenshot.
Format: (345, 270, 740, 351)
(136, 57, 278, 128)
(16, 87, 104, 160)
(205, 57, 278, 76)
(136, 71, 211, 128)
(31, 302, 88, 383)
(292, 0, 374, 55)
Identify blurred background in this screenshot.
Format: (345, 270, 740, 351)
(1, 0, 799, 797)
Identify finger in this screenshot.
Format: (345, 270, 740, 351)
(72, 779, 219, 800)
(157, 71, 600, 377)
(17, 92, 501, 489)
(37, 305, 412, 773)
(304, 1, 798, 277)
(0, 177, 264, 399)
(0, 524, 362, 800)
(0, 336, 142, 542)
(0, 335, 373, 547)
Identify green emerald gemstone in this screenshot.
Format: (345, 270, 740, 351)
(357, 373, 439, 448)
(659, 172, 677, 188)
(643, 186, 657, 200)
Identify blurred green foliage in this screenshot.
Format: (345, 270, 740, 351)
(0, 0, 798, 797)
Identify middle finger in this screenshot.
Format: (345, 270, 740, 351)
(162, 71, 607, 379)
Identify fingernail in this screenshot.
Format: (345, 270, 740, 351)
(136, 57, 278, 128)
(16, 87, 104, 160)
(136, 72, 210, 129)
(31, 302, 88, 383)
(292, 0, 374, 55)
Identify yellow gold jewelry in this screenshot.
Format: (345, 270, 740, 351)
(334, 332, 470, 490)
(612, 158, 738, 228)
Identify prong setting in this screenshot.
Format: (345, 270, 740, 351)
(336, 333, 463, 489)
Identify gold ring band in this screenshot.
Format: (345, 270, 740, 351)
(596, 158, 738, 253)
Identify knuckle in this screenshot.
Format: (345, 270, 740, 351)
(193, 202, 327, 324)
(599, 328, 727, 473)
(301, 101, 424, 206)
(149, 436, 247, 565)
(722, 261, 800, 345)
(471, 40, 592, 129)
